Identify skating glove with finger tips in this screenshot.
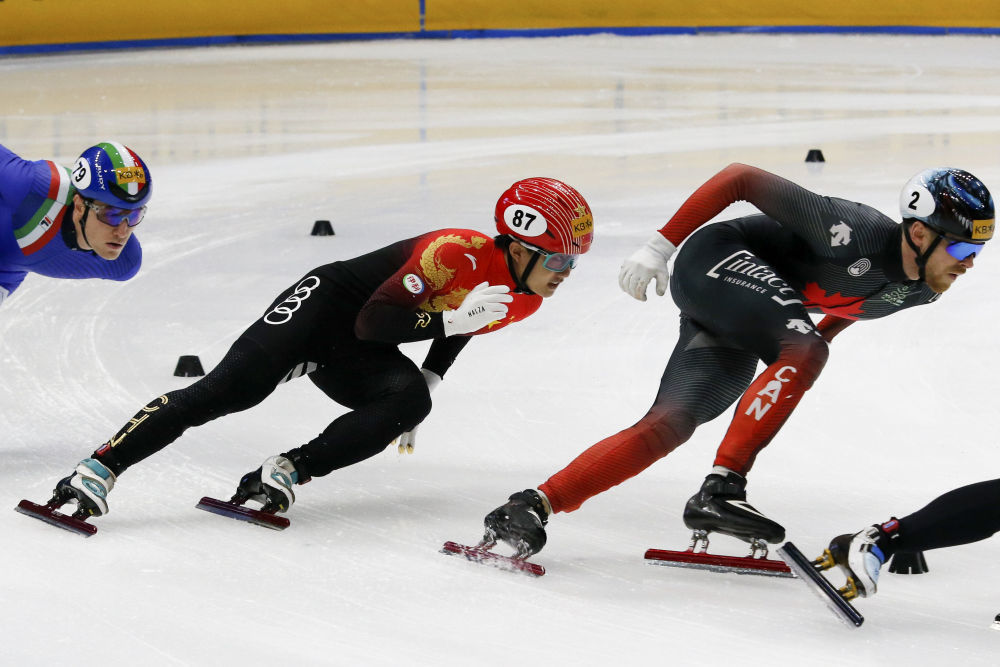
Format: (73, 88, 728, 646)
(442, 282, 512, 336)
(618, 233, 677, 301)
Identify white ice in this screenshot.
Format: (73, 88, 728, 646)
(2, 34, 1000, 665)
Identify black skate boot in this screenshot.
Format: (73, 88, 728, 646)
(232, 455, 308, 513)
(483, 489, 551, 558)
(683, 471, 785, 546)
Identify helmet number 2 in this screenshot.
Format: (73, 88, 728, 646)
(901, 182, 935, 219)
(510, 208, 536, 230)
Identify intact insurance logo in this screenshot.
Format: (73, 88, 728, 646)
(706, 250, 802, 306)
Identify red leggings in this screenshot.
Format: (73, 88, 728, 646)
(541, 223, 831, 514)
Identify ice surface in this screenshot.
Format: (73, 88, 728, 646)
(2, 34, 999, 664)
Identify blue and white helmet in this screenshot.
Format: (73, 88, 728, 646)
(899, 168, 994, 242)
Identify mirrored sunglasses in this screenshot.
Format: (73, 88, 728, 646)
(84, 200, 146, 227)
(516, 239, 579, 272)
(945, 239, 983, 261)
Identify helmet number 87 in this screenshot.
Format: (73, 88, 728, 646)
(510, 209, 536, 230)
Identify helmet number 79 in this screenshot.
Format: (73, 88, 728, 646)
(72, 161, 89, 184)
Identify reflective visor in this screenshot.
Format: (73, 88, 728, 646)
(516, 239, 580, 272)
(85, 200, 146, 227)
(945, 239, 983, 261)
(541, 252, 579, 272)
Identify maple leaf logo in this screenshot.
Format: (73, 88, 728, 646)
(800, 282, 866, 319)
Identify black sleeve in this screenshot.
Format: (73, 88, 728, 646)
(355, 304, 447, 343)
(323, 235, 450, 344)
(421, 336, 471, 378)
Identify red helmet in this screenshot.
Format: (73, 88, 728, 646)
(494, 177, 594, 255)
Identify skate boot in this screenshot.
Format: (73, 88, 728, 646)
(53, 458, 117, 517)
(683, 470, 785, 548)
(818, 521, 900, 599)
(483, 489, 551, 558)
(233, 455, 303, 513)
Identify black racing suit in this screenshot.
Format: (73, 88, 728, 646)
(541, 164, 942, 514)
(891, 479, 1000, 554)
(94, 229, 542, 480)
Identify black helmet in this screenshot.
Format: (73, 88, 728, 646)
(899, 168, 994, 242)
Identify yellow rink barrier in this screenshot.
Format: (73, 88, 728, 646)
(428, 0, 1000, 30)
(0, 0, 419, 49)
(2, 0, 998, 52)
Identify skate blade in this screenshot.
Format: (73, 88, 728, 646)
(777, 542, 864, 627)
(15, 499, 97, 537)
(644, 547, 794, 578)
(196, 496, 290, 531)
(441, 541, 545, 577)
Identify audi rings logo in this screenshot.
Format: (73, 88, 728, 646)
(264, 276, 320, 325)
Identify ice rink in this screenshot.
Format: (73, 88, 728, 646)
(2, 33, 1000, 664)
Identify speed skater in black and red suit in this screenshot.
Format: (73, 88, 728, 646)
(28, 177, 596, 527)
(481, 163, 995, 559)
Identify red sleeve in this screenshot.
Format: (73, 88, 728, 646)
(658, 163, 788, 246)
(410, 232, 542, 335)
(816, 315, 854, 342)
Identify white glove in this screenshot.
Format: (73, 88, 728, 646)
(618, 233, 678, 301)
(395, 369, 442, 454)
(442, 282, 512, 336)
